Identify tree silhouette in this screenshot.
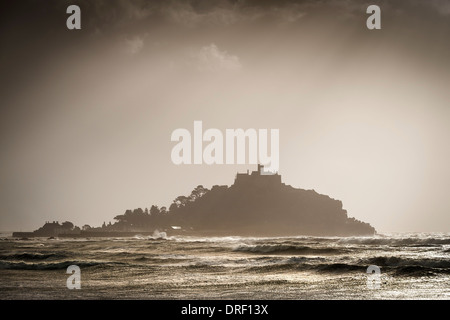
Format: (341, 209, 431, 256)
(61, 221, 74, 230)
(169, 202, 178, 213)
(189, 185, 209, 201)
(174, 196, 189, 207)
(150, 205, 160, 216)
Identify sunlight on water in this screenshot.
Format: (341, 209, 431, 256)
(0, 233, 449, 299)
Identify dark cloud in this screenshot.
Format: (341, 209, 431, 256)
(1, 0, 449, 117)
(1, 0, 449, 134)
(2, 0, 449, 38)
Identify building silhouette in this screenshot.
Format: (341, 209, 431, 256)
(234, 164, 282, 186)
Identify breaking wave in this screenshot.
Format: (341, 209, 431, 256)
(364, 256, 450, 269)
(0, 252, 67, 261)
(338, 236, 450, 246)
(233, 244, 345, 255)
(393, 265, 450, 276)
(0, 260, 128, 270)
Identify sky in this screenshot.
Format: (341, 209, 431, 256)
(1, 0, 449, 233)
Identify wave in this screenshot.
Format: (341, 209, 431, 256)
(0, 252, 67, 261)
(315, 263, 366, 273)
(233, 244, 345, 255)
(243, 260, 450, 276)
(242, 254, 450, 275)
(0, 260, 126, 270)
(338, 237, 450, 246)
(245, 263, 304, 273)
(133, 255, 191, 264)
(243, 256, 324, 272)
(184, 263, 228, 271)
(242, 259, 364, 274)
(393, 265, 450, 276)
(131, 230, 168, 240)
(364, 256, 450, 269)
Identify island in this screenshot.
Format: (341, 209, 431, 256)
(13, 165, 376, 238)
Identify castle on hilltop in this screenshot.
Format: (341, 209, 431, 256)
(13, 163, 377, 238)
(234, 164, 282, 187)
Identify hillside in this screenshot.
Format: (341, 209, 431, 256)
(169, 165, 376, 236)
(13, 165, 376, 237)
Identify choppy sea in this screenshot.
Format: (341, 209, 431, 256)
(0, 232, 449, 299)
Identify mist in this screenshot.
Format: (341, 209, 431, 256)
(1, 0, 449, 233)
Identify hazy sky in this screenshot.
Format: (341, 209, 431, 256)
(1, 0, 449, 233)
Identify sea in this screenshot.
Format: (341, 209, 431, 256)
(0, 232, 449, 300)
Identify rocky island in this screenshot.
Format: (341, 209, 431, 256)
(13, 165, 375, 238)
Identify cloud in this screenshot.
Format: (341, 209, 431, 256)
(430, 0, 450, 15)
(193, 43, 242, 72)
(32, 0, 446, 36)
(123, 35, 144, 55)
(162, 1, 241, 26)
(268, 5, 306, 23)
(160, 0, 309, 27)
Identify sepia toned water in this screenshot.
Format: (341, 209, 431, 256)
(0, 232, 449, 299)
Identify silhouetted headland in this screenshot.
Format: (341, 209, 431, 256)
(13, 165, 375, 238)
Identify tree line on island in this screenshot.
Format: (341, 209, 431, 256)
(17, 169, 376, 237)
(31, 185, 210, 236)
(104, 185, 210, 232)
